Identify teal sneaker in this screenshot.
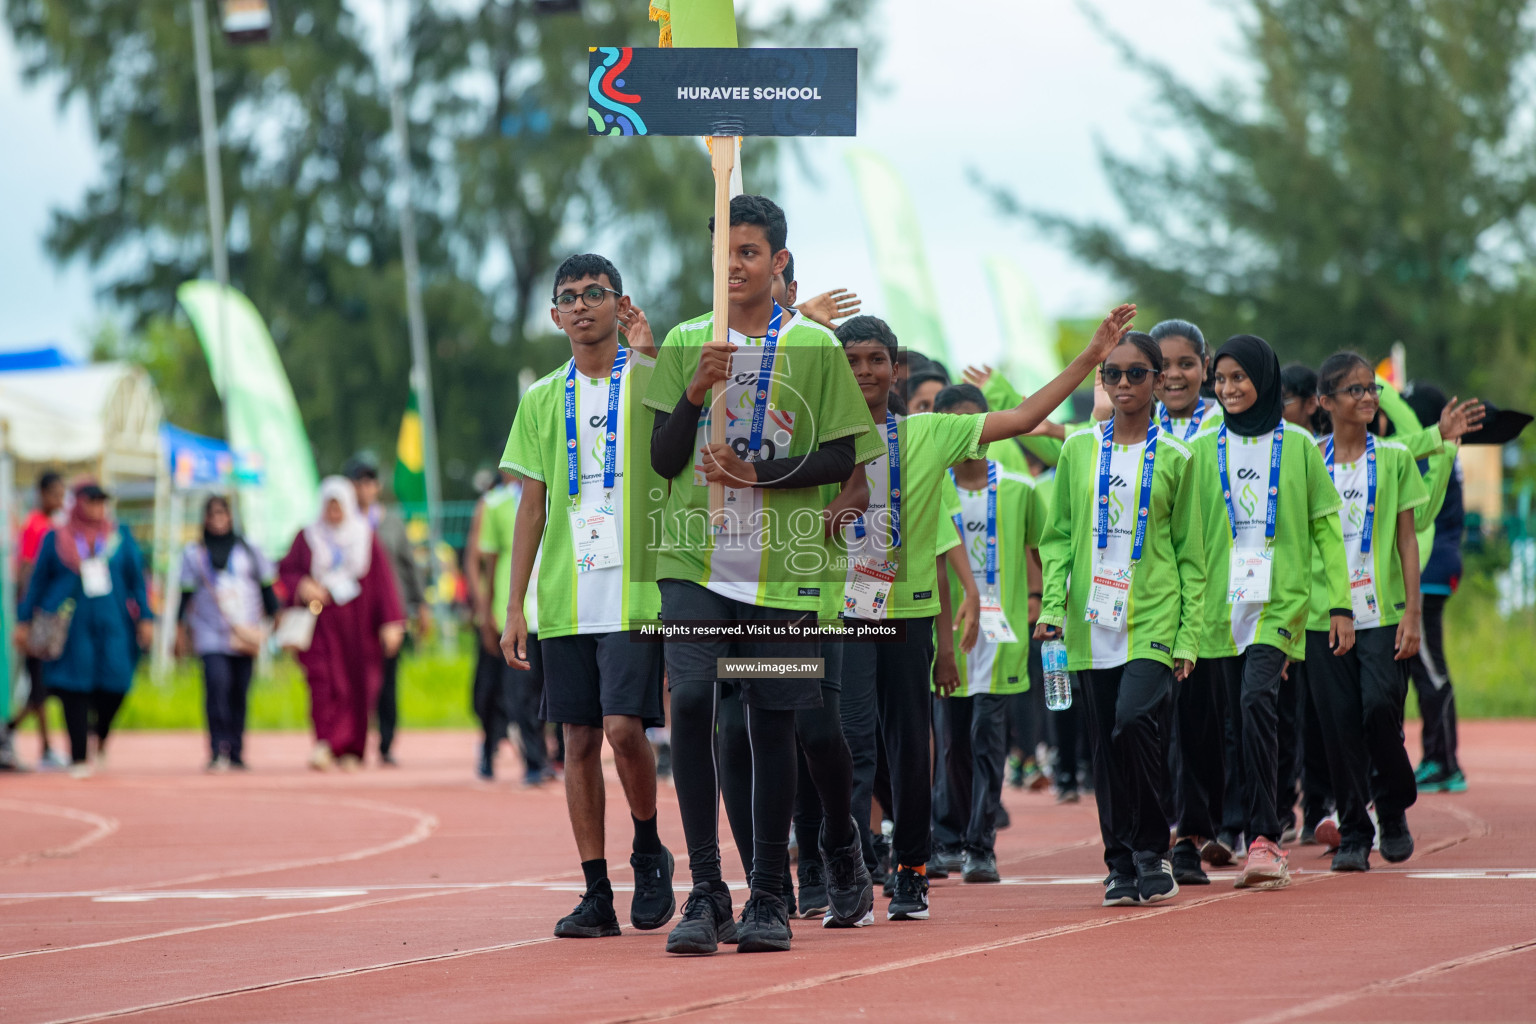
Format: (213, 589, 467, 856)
(1442, 770, 1468, 793)
(1414, 760, 1441, 784)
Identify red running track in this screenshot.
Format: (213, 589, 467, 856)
(1, 721, 1534, 1023)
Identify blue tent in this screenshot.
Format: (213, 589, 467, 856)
(0, 346, 79, 372)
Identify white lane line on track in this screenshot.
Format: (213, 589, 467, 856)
(0, 792, 438, 907)
(595, 873, 1353, 1024)
(6, 863, 1530, 905)
(0, 800, 120, 867)
(0, 885, 500, 964)
(41, 934, 563, 1024)
(1234, 936, 1536, 1024)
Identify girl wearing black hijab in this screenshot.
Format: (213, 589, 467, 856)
(177, 496, 280, 770)
(1187, 335, 1352, 890)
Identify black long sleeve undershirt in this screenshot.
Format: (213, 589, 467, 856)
(651, 399, 858, 490)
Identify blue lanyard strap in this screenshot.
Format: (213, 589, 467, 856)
(743, 302, 786, 464)
(852, 411, 901, 548)
(1096, 420, 1159, 563)
(946, 460, 999, 587)
(1324, 434, 1377, 554)
(1158, 397, 1206, 441)
(1217, 422, 1285, 542)
(564, 347, 628, 498)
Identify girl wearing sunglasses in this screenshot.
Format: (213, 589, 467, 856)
(1035, 331, 1206, 908)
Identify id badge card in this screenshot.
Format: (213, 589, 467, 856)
(80, 557, 112, 598)
(568, 502, 622, 573)
(843, 557, 897, 621)
(979, 588, 1017, 643)
(1349, 568, 1381, 627)
(322, 571, 362, 606)
(1084, 561, 1132, 631)
(1228, 547, 1274, 604)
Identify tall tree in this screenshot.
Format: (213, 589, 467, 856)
(980, 0, 1536, 400)
(7, 1, 879, 491)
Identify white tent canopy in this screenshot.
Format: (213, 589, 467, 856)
(0, 362, 163, 481)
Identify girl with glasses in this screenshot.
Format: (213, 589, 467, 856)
(1301, 352, 1430, 871)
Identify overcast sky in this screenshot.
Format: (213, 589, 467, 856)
(0, 0, 1244, 365)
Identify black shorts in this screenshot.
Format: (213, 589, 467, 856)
(538, 631, 665, 729)
(658, 579, 824, 712)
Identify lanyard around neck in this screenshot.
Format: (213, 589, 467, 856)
(564, 347, 628, 499)
(1324, 434, 1377, 554)
(852, 411, 901, 549)
(948, 460, 999, 587)
(1097, 420, 1158, 563)
(1217, 422, 1285, 541)
(1158, 396, 1207, 440)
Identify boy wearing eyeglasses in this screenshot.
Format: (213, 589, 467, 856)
(499, 253, 675, 941)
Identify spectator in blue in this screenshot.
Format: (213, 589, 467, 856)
(17, 479, 153, 778)
(177, 495, 279, 772)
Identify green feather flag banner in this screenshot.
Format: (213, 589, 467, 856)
(649, 0, 738, 48)
(985, 254, 1071, 422)
(845, 147, 951, 364)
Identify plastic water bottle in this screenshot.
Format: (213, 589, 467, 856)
(1042, 639, 1072, 711)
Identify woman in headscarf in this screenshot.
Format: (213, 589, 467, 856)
(177, 495, 279, 771)
(278, 477, 405, 771)
(1187, 336, 1351, 891)
(17, 479, 153, 778)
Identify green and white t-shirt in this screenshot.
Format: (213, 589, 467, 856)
(1306, 436, 1428, 631)
(1189, 422, 1349, 661)
(500, 350, 661, 638)
(478, 482, 539, 631)
(944, 461, 1042, 693)
(643, 311, 883, 611)
(1039, 424, 1205, 671)
(1158, 398, 1224, 442)
(839, 412, 989, 620)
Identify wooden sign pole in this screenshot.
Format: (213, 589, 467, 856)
(708, 136, 736, 524)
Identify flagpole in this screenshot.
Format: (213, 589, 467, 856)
(390, 0, 446, 631)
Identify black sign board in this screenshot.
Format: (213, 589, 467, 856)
(588, 47, 857, 137)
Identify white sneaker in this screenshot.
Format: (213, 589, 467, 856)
(308, 742, 334, 771)
(69, 762, 94, 780)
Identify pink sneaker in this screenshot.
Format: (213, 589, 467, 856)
(1234, 836, 1291, 890)
(1313, 817, 1342, 852)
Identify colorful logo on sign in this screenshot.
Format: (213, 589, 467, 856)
(588, 47, 646, 136)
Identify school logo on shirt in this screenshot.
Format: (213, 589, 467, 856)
(1239, 483, 1259, 518)
(1108, 488, 1126, 529)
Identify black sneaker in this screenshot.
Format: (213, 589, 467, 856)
(736, 892, 793, 953)
(1102, 871, 1140, 907)
(1330, 845, 1370, 872)
(822, 817, 875, 927)
(1170, 838, 1210, 885)
(996, 803, 1012, 830)
(665, 883, 737, 955)
(797, 857, 829, 920)
(1378, 815, 1415, 863)
(961, 849, 1001, 884)
(926, 846, 961, 879)
(887, 866, 930, 920)
(1133, 851, 1179, 904)
(872, 832, 893, 888)
(629, 847, 677, 930)
(554, 880, 622, 938)
(782, 865, 797, 918)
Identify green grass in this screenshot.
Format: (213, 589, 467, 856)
(106, 639, 479, 731)
(35, 579, 1536, 731)
(1415, 573, 1536, 719)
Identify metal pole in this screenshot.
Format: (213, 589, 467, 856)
(190, 0, 237, 451)
(390, 0, 446, 636)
